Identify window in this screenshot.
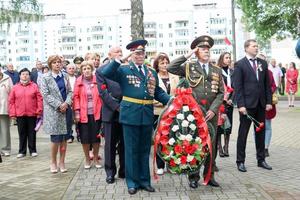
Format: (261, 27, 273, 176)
(168, 23, 172, 28)
(169, 33, 173, 38)
(169, 42, 172, 47)
(159, 33, 163, 38)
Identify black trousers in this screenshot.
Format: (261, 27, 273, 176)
(16, 116, 37, 154)
(236, 104, 266, 164)
(103, 121, 125, 177)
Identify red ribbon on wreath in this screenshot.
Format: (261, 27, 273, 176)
(153, 87, 212, 185)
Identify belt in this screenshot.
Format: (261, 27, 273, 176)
(122, 96, 153, 105)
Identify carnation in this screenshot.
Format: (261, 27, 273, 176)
(185, 134, 193, 142)
(171, 125, 179, 132)
(189, 124, 196, 131)
(187, 154, 194, 162)
(176, 113, 184, 120)
(187, 114, 195, 122)
(179, 134, 186, 141)
(181, 120, 189, 127)
(182, 106, 190, 112)
(168, 138, 176, 145)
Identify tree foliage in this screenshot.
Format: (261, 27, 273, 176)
(236, 0, 300, 40)
(0, 0, 43, 25)
(130, 0, 144, 40)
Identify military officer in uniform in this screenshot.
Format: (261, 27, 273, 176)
(101, 39, 170, 195)
(167, 35, 224, 188)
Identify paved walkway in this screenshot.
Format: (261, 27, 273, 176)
(1, 101, 300, 200)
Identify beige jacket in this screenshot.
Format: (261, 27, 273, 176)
(0, 74, 13, 115)
(154, 73, 179, 115)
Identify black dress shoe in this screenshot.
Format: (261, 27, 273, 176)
(189, 181, 198, 188)
(128, 188, 138, 195)
(208, 179, 220, 187)
(106, 176, 115, 184)
(141, 185, 155, 192)
(258, 161, 272, 170)
(237, 163, 247, 172)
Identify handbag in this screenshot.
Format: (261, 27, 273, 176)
(272, 93, 278, 105)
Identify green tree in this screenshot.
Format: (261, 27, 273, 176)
(130, 0, 144, 40)
(236, 0, 300, 40)
(0, 0, 43, 25)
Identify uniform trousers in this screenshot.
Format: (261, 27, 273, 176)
(123, 124, 152, 189)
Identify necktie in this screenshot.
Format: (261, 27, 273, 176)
(202, 64, 207, 76)
(138, 65, 144, 77)
(250, 58, 257, 72)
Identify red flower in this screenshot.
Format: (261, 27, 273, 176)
(96, 134, 101, 139)
(182, 95, 190, 104)
(226, 86, 234, 93)
(200, 99, 207, 105)
(180, 155, 187, 164)
(161, 145, 170, 155)
(160, 135, 169, 145)
(169, 159, 176, 167)
(163, 118, 173, 126)
(185, 144, 195, 155)
(192, 143, 199, 151)
(161, 125, 170, 136)
(168, 109, 177, 118)
(100, 84, 107, 90)
(259, 122, 265, 129)
(190, 158, 197, 165)
(174, 144, 183, 154)
(255, 127, 261, 132)
(219, 104, 225, 113)
(182, 140, 189, 147)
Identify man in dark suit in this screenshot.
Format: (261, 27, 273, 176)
(233, 39, 273, 172)
(101, 39, 170, 195)
(96, 46, 125, 184)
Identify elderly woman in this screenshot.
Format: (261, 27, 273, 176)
(73, 61, 102, 169)
(40, 55, 72, 173)
(9, 68, 43, 158)
(153, 53, 179, 175)
(0, 70, 13, 157)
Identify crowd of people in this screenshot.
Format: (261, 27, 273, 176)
(0, 36, 299, 194)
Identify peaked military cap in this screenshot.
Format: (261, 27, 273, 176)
(73, 56, 84, 64)
(126, 39, 148, 52)
(191, 35, 214, 49)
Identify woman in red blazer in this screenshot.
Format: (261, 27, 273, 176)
(73, 61, 102, 169)
(9, 68, 43, 158)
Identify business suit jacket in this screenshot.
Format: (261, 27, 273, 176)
(96, 65, 122, 123)
(233, 57, 272, 109)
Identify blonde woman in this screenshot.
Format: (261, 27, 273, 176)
(73, 61, 102, 169)
(40, 55, 73, 173)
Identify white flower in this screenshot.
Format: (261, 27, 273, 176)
(168, 138, 176, 145)
(171, 125, 179, 132)
(169, 150, 174, 156)
(176, 113, 184, 120)
(185, 134, 193, 142)
(182, 106, 189, 112)
(174, 158, 181, 164)
(181, 120, 189, 127)
(195, 137, 201, 142)
(179, 134, 186, 141)
(187, 114, 195, 122)
(187, 154, 194, 162)
(189, 124, 197, 131)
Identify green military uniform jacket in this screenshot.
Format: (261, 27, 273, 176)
(167, 55, 224, 117)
